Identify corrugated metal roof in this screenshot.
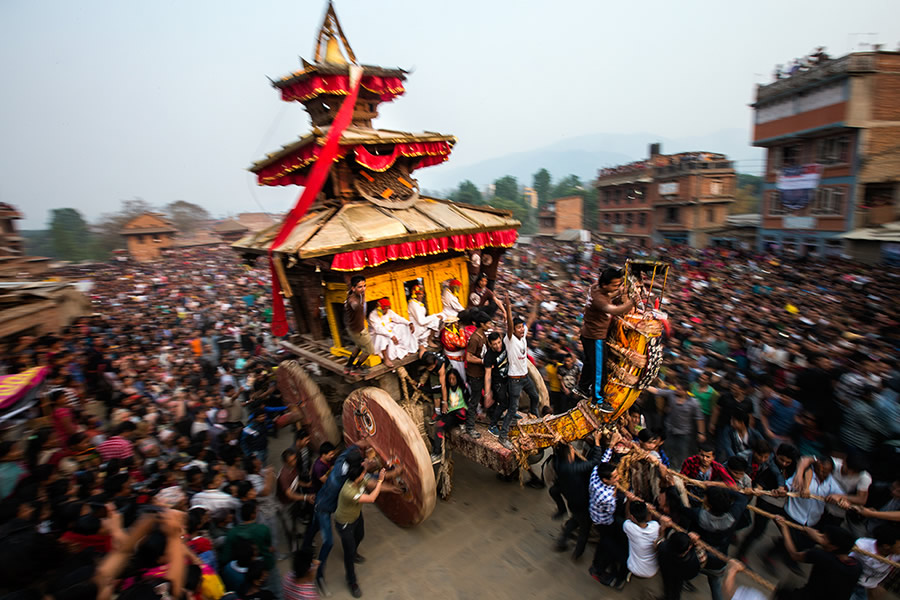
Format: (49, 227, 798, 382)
(232, 197, 519, 260)
(839, 221, 900, 242)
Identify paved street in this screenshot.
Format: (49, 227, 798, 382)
(273, 442, 741, 600)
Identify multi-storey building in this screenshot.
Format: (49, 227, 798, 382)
(538, 195, 584, 235)
(595, 144, 736, 247)
(752, 48, 900, 257)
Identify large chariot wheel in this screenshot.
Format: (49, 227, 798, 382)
(342, 387, 436, 527)
(275, 360, 340, 453)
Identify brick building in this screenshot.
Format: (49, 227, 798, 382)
(595, 144, 736, 247)
(537, 195, 583, 235)
(120, 213, 177, 262)
(752, 48, 900, 257)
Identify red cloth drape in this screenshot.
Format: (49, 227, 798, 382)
(352, 142, 453, 173)
(257, 141, 453, 186)
(268, 66, 364, 336)
(330, 229, 518, 271)
(279, 74, 405, 103)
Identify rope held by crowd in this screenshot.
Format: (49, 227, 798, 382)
(613, 482, 777, 592)
(618, 444, 900, 570)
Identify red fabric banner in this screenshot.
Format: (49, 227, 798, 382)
(330, 229, 518, 272)
(257, 141, 452, 186)
(280, 74, 405, 103)
(268, 66, 364, 336)
(352, 141, 454, 173)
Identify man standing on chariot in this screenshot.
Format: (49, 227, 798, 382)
(343, 276, 375, 375)
(573, 267, 634, 413)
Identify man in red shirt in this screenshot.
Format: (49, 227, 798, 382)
(680, 442, 736, 494)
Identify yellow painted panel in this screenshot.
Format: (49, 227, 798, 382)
(322, 256, 469, 365)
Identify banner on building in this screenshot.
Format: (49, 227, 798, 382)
(777, 164, 824, 211)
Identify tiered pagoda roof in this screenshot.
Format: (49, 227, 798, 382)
(234, 2, 518, 271)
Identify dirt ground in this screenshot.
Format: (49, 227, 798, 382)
(269, 429, 802, 600)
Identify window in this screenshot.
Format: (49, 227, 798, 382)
(812, 187, 845, 216)
(614, 213, 621, 224)
(137, 235, 145, 244)
(816, 135, 852, 164)
(664, 207, 680, 224)
(769, 190, 786, 215)
(710, 180, 723, 195)
(836, 136, 851, 163)
(604, 213, 610, 225)
(638, 212, 646, 226)
(781, 145, 801, 167)
(625, 213, 634, 225)
(707, 208, 715, 222)
(603, 190, 611, 205)
(615, 190, 621, 205)
(153, 235, 162, 243)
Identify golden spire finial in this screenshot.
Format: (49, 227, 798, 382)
(314, 2, 358, 65)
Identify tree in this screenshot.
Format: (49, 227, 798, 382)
(532, 168, 552, 209)
(731, 173, 763, 214)
(493, 175, 520, 203)
(551, 174, 585, 199)
(490, 196, 530, 227)
(21, 229, 55, 258)
(449, 180, 483, 206)
(49, 208, 97, 261)
(166, 200, 210, 232)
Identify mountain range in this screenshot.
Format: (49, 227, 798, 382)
(416, 128, 764, 193)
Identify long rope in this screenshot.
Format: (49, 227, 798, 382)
(614, 440, 900, 570)
(613, 482, 777, 592)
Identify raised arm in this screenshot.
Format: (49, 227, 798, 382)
(504, 294, 514, 335)
(359, 469, 386, 503)
(525, 289, 540, 330)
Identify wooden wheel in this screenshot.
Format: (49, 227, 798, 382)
(342, 387, 436, 527)
(275, 360, 340, 453)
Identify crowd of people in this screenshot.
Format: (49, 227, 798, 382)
(498, 238, 899, 600)
(0, 237, 899, 600)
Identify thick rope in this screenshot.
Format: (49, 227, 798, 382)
(615, 442, 900, 570)
(613, 482, 777, 592)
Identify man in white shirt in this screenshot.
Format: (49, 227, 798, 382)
(367, 297, 418, 368)
(406, 284, 442, 355)
(850, 526, 900, 599)
(621, 494, 665, 579)
(498, 292, 540, 451)
(441, 279, 465, 319)
(823, 454, 872, 528)
(190, 470, 241, 515)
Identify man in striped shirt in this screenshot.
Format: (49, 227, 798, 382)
(588, 430, 626, 587)
(96, 421, 136, 462)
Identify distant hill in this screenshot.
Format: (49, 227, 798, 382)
(417, 128, 763, 191)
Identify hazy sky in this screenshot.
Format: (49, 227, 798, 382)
(2, 0, 898, 228)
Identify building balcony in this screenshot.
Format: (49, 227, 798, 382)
(653, 161, 734, 177)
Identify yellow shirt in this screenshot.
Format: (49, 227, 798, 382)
(546, 362, 562, 392)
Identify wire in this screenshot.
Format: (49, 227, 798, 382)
(244, 103, 293, 218)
